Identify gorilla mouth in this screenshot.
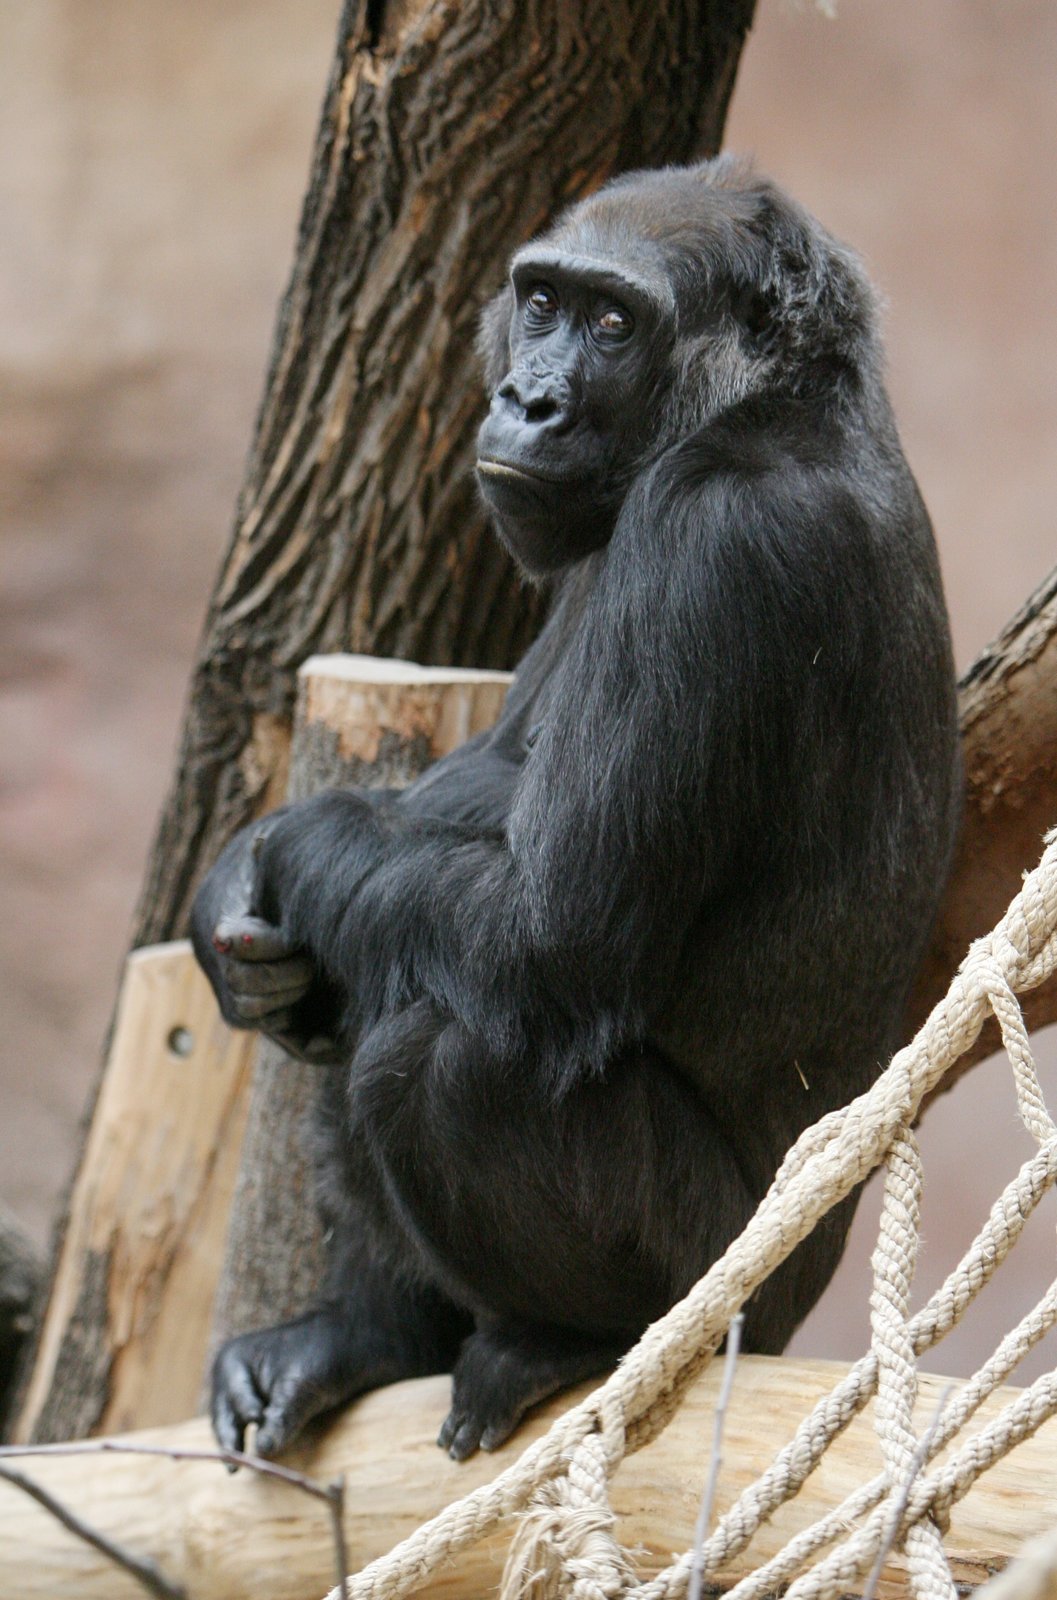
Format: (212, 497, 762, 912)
(476, 458, 567, 486)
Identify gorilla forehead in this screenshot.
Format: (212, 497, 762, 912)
(539, 158, 783, 286)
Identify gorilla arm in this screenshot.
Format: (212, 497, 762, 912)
(242, 449, 813, 1082)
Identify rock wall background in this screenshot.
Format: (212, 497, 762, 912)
(2, 0, 1055, 1381)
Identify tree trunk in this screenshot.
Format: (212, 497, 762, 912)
(0, 1204, 40, 1431)
(907, 562, 1057, 1090)
(207, 656, 510, 1356)
(7, 0, 756, 1446)
(129, 0, 757, 952)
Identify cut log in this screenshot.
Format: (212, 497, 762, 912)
(12, 946, 257, 1444)
(207, 656, 510, 1352)
(0, 1355, 1053, 1600)
(908, 564, 1057, 1089)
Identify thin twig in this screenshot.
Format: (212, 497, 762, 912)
(688, 1312, 744, 1600)
(0, 1461, 186, 1600)
(328, 1475, 350, 1600)
(0, 1437, 352, 1594)
(860, 1381, 955, 1600)
(0, 1438, 334, 1503)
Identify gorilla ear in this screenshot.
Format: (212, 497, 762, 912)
(476, 286, 514, 392)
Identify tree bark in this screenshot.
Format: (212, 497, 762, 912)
(8, 0, 756, 1447)
(129, 0, 757, 952)
(207, 656, 510, 1356)
(907, 563, 1057, 1091)
(0, 1356, 1051, 1600)
(0, 1204, 40, 1431)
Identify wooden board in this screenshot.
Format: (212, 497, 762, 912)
(14, 944, 256, 1441)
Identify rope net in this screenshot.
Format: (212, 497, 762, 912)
(324, 829, 1057, 1600)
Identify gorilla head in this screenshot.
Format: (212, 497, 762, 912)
(476, 155, 878, 576)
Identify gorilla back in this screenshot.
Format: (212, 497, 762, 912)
(193, 156, 961, 1462)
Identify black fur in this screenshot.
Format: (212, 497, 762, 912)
(192, 157, 961, 1461)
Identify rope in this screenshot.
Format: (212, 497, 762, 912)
(319, 828, 1057, 1600)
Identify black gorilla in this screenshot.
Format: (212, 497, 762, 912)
(193, 157, 961, 1462)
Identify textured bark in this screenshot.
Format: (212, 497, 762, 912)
(128, 0, 757, 951)
(908, 563, 1057, 1093)
(207, 657, 510, 1355)
(0, 1205, 40, 1431)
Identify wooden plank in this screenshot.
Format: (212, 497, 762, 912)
(14, 944, 256, 1441)
(1, 1356, 1054, 1599)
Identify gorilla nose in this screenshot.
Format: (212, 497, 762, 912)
(496, 374, 569, 429)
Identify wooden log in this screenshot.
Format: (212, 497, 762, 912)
(208, 655, 510, 1351)
(12, 945, 257, 1444)
(1, 1355, 1054, 1600)
(909, 564, 1057, 1091)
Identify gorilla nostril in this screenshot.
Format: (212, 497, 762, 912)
(524, 396, 560, 424)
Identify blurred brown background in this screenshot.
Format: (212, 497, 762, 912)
(1, 0, 1055, 1382)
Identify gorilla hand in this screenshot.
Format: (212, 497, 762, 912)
(190, 816, 343, 1063)
(212, 912, 312, 1026)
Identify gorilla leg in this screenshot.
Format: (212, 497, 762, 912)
(211, 1262, 470, 1456)
(352, 1006, 784, 1455)
(211, 1064, 473, 1457)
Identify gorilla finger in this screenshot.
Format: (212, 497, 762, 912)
(255, 1380, 329, 1458)
(225, 956, 314, 998)
(212, 1391, 247, 1460)
(479, 1412, 520, 1452)
(448, 1415, 484, 1461)
(212, 1363, 264, 1458)
(438, 1404, 483, 1460)
(229, 986, 312, 1022)
(215, 915, 298, 962)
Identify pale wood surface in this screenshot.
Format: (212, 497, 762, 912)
(296, 652, 512, 774)
(1, 1355, 1054, 1600)
(14, 945, 257, 1443)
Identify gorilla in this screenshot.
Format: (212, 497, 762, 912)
(192, 156, 961, 1463)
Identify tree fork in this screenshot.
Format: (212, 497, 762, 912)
(130, 0, 757, 952)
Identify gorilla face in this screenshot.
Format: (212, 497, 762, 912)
(475, 248, 672, 576)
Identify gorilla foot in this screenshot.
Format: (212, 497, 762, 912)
(438, 1320, 623, 1460)
(211, 1307, 365, 1459)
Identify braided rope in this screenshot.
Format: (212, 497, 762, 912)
(320, 828, 1057, 1600)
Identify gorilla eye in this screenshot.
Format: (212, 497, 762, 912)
(596, 305, 634, 341)
(525, 284, 559, 321)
